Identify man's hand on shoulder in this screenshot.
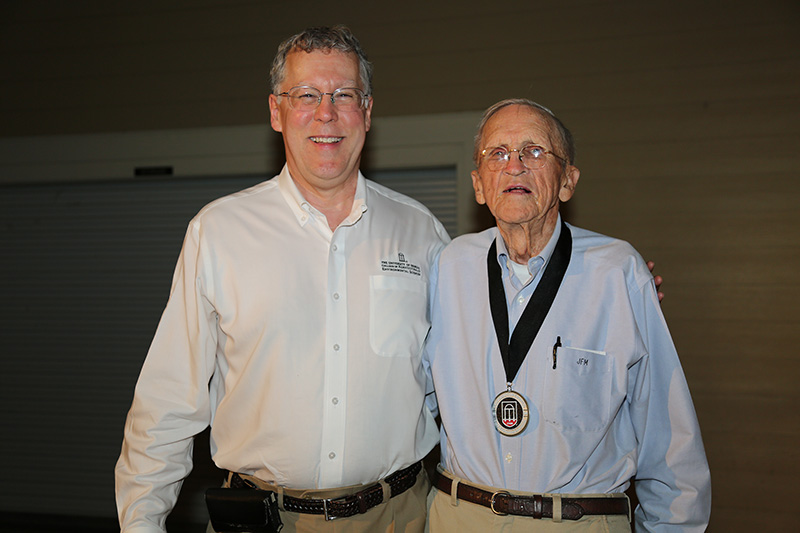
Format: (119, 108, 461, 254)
(646, 261, 664, 302)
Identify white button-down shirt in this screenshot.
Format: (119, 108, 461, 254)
(425, 219, 711, 531)
(115, 166, 449, 532)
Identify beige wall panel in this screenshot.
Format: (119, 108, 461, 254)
(698, 393, 799, 435)
(666, 285, 798, 328)
(681, 340, 798, 397)
(703, 428, 796, 529)
(569, 171, 797, 236)
(702, 418, 797, 532)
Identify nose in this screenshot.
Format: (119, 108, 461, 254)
(314, 94, 338, 122)
(504, 149, 527, 173)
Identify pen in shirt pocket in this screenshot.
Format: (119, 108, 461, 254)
(552, 336, 561, 369)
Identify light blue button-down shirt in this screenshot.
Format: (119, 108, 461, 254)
(424, 217, 711, 531)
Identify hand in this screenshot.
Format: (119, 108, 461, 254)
(647, 261, 664, 302)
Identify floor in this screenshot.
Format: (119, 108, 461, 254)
(0, 513, 205, 532)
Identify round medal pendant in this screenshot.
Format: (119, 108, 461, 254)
(492, 390, 529, 436)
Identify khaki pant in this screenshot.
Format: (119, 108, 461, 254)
(425, 472, 630, 533)
(208, 467, 430, 533)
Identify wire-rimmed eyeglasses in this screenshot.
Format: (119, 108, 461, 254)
(276, 85, 369, 111)
(480, 144, 566, 171)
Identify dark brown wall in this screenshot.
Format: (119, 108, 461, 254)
(1, 1, 799, 530)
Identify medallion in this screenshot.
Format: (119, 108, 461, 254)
(485, 223, 571, 437)
(492, 389, 529, 436)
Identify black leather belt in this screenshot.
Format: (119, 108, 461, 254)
(229, 461, 422, 520)
(434, 470, 628, 520)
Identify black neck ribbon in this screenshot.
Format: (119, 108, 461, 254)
(487, 220, 572, 384)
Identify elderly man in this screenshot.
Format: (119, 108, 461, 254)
(115, 27, 448, 532)
(423, 99, 711, 531)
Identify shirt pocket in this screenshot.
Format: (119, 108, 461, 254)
(369, 275, 429, 358)
(542, 345, 613, 432)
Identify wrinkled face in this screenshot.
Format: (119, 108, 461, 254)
(471, 105, 579, 228)
(269, 49, 372, 193)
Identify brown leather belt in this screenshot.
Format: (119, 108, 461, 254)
(229, 461, 421, 520)
(433, 470, 628, 520)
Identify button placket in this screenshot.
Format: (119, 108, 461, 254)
(320, 233, 347, 486)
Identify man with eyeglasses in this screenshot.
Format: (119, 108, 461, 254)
(423, 99, 711, 531)
(115, 26, 448, 532)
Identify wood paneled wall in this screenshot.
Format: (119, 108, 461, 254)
(2, 1, 799, 530)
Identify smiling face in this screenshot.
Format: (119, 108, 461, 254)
(471, 104, 579, 230)
(269, 49, 373, 196)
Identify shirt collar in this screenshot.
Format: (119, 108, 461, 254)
(277, 165, 368, 228)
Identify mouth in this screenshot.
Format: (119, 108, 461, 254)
(503, 185, 531, 194)
(310, 136, 343, 144)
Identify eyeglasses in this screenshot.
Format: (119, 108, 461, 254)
(479, 144, 566, 171)
(276, 85, 369, 111)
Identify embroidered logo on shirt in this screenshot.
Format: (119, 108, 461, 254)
(381, 252, 421, 276)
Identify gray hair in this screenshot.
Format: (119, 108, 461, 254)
(473, 98, 576, 166)
(270, 25, 373, 96)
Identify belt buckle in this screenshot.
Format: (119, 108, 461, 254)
(490, 491, 511, 516)
(322, 498, 339, 521)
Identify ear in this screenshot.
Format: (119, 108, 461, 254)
(471, 170, 487, 205)
(559, 165, 580, 202)
(269, 94, 283, 133)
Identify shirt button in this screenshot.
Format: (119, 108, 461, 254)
(517, 296, 525, 304)
(329, 452, 336, 460)
(333, 293, 340, 300)
(331, 397, 339, 405)
(333, 344, 340, 351)
(331, 244, 338, 252)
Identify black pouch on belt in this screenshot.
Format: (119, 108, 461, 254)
(205, 488, 283, 533)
